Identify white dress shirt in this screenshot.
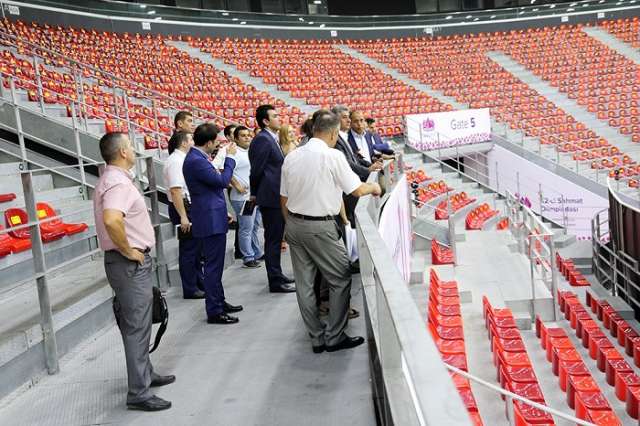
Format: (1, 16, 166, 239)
(350, 130, 372, 163)
(339, 130, 349, 143)
(280, 138, 361, 216)
(163, 149, 189, 203)
(230, 146, 250, 201)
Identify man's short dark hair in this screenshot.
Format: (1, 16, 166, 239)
(312, 111, 340, 135)
(234, 125, 250, 140)
(331, 105, 349, 116)
(99, 132, 127, 164)
(224, 124, 237, 139)
(365, 117, 375, 125)
(312, 109, 330, 124)
(300, 119, 313, 138)
(255, 104, 275, 129)
(174, 111, 192, 128)
(167, 130, 190, 155)
(193, 123, 221, 147)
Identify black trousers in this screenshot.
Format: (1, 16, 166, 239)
(260, 206, 285, 287)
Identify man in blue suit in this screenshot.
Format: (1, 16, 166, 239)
(348, 111, 379, 165)
(183, 123, 243, 324)
(248, 105, 296, 293)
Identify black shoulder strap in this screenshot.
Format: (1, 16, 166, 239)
(149, 292, 169, 354)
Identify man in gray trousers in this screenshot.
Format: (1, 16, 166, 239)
(94, 132, 174, 411)
(280, 111, 381, 353)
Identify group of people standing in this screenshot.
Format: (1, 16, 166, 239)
(92, 104, 392, 412)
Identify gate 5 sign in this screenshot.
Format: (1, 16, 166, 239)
(405, 108, 491, 151)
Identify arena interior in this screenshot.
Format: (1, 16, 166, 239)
(2, 0, 640, 425)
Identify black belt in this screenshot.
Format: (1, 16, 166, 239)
(288, 211, 339, 221)
(106, 247, 150, 254)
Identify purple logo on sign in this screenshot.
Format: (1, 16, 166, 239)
(422, 117, 435, 131)
(515, 193, 532, 209)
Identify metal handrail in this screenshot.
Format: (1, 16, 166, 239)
(0, 28, 234, 126)
(445, 364, 595, 426)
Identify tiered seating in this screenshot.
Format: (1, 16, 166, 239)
(556, 290, 638, 422)
(535, 315, 621, 424)
(555, 253, 590, 287)
(0, 20, 304, 147)
(505, 24, 640, 146)
(0, 224, 31, 257)
(3, 206, 85, 243)
(428, 269, 483, 426)
(465, 203, 499, 230)
(192, 38, 452, 137)
(415, 180, 453, 204)
(0, 193, 15, 202)
(431, 240, 454, 265)
(482, 297, 555, 425)
(406, 169, 431, 185)
(434, 191, 475, 220)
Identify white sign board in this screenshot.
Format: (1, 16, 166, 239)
(7, 5, 19, 15)
(405, 108, 491, 151)
(378, 176, 412, 283)
(487, 145, 608, 239)
(141, 22, 151, 30)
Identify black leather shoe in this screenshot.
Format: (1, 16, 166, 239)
(127, 396, 171, 411)
(326, 335, 365, 352)
(184, 290, 205, 299)
(282, 276, 295, 284)
(150, 375, 176, 387)
(224, 301, 243, 313)
(269, 283, 296, 293)
(312, 344, 326, 354)
(207, 313, 239, 324)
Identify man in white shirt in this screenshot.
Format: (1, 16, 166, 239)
(163, 130, 204, 299)
(229, 126, 263, 268)
(280, 110, 381, 353)
(349, 111, 375, 164)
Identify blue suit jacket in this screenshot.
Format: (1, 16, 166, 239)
(347, 131, 377, 162)
(248, 129, 284, 209)
(182, 147, 235, 238)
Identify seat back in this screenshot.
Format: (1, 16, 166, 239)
(36, 202, 62, 226)
(4, 208, 30, 239)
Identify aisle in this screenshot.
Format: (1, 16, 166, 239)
(0, 253, 374, 426)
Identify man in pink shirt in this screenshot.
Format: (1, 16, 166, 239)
(94, 132, 174, 412)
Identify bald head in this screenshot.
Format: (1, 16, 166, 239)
(350, 111, 366, 135)
(99, 132, 128, 164)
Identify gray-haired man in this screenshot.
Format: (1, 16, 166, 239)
(280, 111, 381, 353)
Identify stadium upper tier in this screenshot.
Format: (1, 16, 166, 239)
(2, 17, 640, 184)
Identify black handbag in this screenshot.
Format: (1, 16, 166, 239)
(113, 286, 169, 354)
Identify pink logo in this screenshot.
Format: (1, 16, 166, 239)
(422, 118, 435, 131)
(515, 193, 532, 209)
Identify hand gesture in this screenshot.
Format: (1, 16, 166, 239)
(125, 248, 145, 265)
(371, 183, 382, 197)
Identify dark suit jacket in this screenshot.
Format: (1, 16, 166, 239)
(248, 129, 284, 209)
(334, 136, 369, 228)
(347, 130, 377, 163)
(182, 147, 235, 238)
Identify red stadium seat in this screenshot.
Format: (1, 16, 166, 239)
(36, 202, 88, 236)
(4, 207, 65, 242)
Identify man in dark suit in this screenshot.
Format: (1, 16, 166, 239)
(183, 123, 243, 324)
(248, 105, 296, 293)
(366, 117, 395, 156)
(348, 111, 379, 164)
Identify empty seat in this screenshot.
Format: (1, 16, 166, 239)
(4, 207, 65, 243)
(36, 202, 88, 236)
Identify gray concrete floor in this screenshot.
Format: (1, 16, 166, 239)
(0, 252, 374, 426)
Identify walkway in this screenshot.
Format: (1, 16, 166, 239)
(0, 252, 374, 426)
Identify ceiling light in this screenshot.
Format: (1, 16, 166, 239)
(147, 10, 156, 15)
(309, 21, 314, 24)
(445, 15, 452, 19)
(299, 17, 304, 21)
(533, 8, 539, 11)
(567, 8, 575, 11)
(530, 0, 535, 3)
(240, 21, 246, 24)
(320, 24, 325, 28)
(313, 0, 322, 3)
(222, 12, 229, 16)
(490, 14, 496, 18)
(232, 17, 238, 21)
(570, 2, 577, 6)
(466, 15, 472, 18)
(154, 17, 162, 20)
(519, 10, 525, 14)
(549, 4, 556, 7)
(140, 4, 147, 8)
(474, 17, 479, 21)
(599, 0, 605, 3)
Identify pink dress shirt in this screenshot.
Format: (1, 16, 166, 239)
(93, 165, 155, 252)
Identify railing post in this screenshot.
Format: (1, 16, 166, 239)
(123, 94, 142, 186)
(75, 71, 88, 132)
(549, 235, 559, 322)
(146, 156, 168, 290)
(70, 102, 87, 199)
(111, 78, 119, 118)
(21, 170, 59, 374)
(32, 55, 46, 114)
(447, 191, 457, 264)
(9, 77, 27, 163)
(529, 236, 536, 324)
(152, 100, 162, 158)
(495, 161, 500, 194)
(455, 144, 460, 176)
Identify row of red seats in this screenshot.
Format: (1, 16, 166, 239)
(431, 240, 454, 265)
(534, 315, 621, 425)
(434, 192, 475, 220)
(557, 290, 637, 422)
(405, 169, 430, 185)
(556, 254, 590, 287)
(2, 202, 88, 247)
(428, 269, 483, 426)
(496, 217, 510, 231)
(0, 193, 15, 203)
(465, 204, 499, 231)
(482, 297, 555, 425)
(416, 181, 453, 204)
